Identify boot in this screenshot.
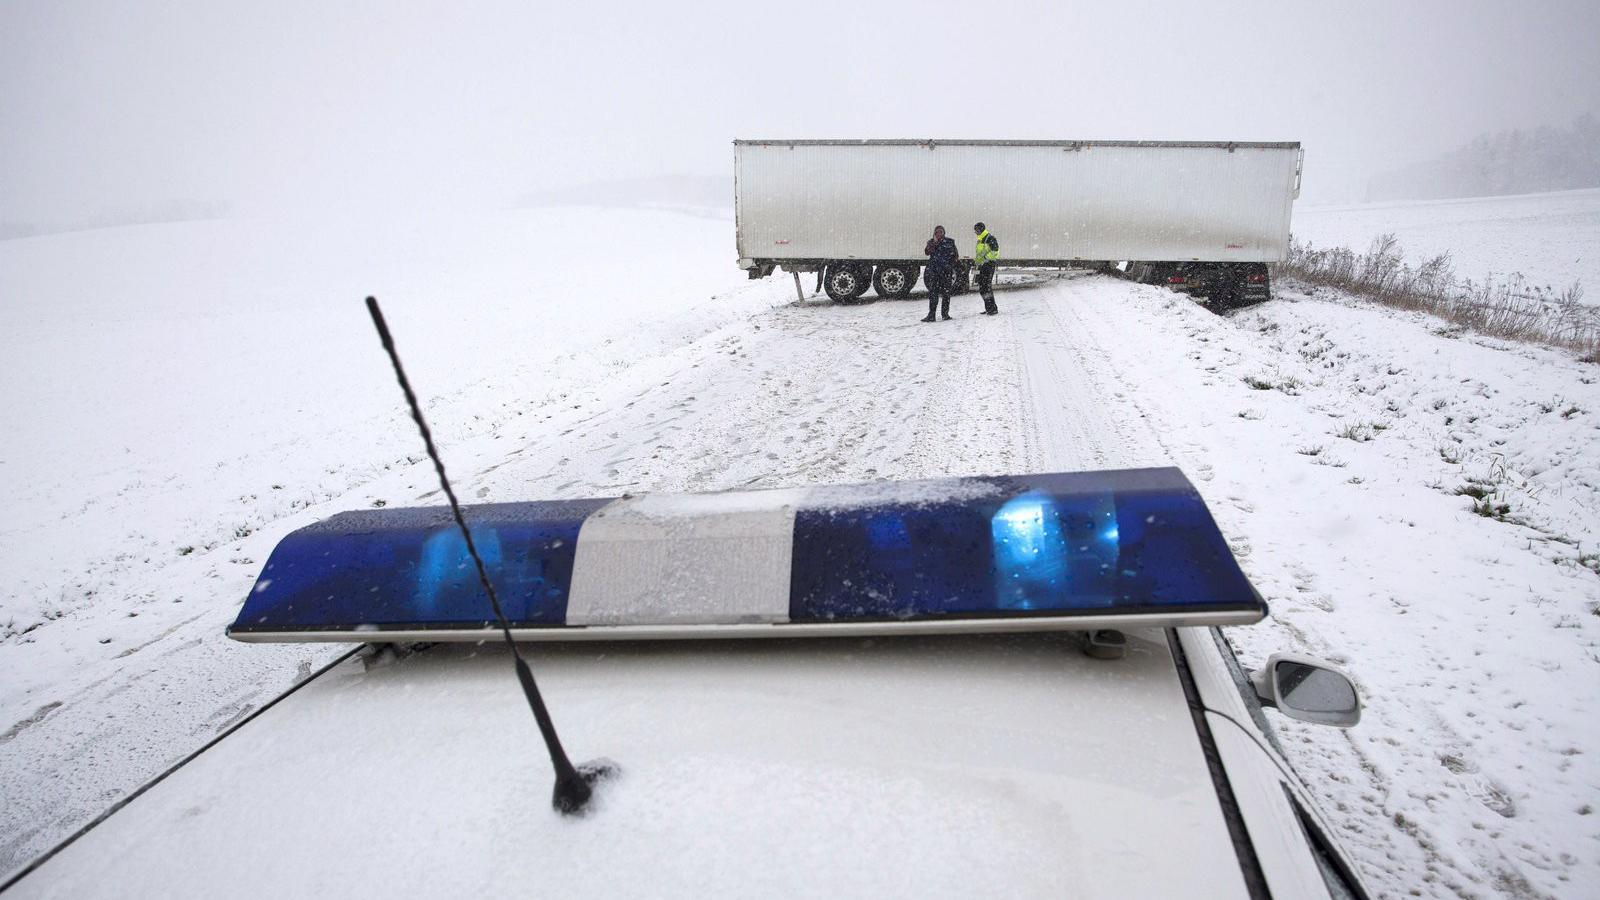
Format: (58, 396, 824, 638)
(921, 296, 938, 322)
(940, 296, 951, 320)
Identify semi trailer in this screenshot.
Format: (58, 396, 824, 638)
(734, 139, 1303, 306)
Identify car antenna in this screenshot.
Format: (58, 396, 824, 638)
(365, 296, 615, 814)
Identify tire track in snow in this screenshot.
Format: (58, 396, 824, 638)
(1013, 275, 1171, 473)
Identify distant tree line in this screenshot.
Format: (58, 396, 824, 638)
(1367, 114, 1600, 201)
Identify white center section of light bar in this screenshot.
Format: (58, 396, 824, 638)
(566, 489, 807, 625)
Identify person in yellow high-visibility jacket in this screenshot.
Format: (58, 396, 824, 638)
(973, 222, 1000, 315)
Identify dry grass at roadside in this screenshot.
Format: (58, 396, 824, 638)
(1276, 234, 1599, 360)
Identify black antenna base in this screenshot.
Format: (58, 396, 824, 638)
(554, 759, 620, 815)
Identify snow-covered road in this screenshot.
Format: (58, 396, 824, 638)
(459, 274, 1166, 504)
(3, 211, 1597, 897)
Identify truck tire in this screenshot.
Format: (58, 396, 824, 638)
(823, 263, 868, 303)
(872, 264, 917, 299)
(1199, 265, 1240, 312)
(852, 263, 876, 302)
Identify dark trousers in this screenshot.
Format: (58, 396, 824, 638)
(926, 271, 953, 318)
(977, 263, 998, 312)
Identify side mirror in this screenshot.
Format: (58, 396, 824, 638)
(1251, 653, 1361, 728)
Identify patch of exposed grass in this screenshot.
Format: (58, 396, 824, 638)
(1337, 422, 1377, 442)
(1460, 476, 1513, 521)
(1456, 460, 1521, 522)
(1471, 496, 1514, 521)
(1296, 445, 1324, 456)
(1244, 374, 1302, 395)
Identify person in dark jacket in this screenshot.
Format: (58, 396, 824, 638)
(973, 222, 1000, 314)
(922, 225, 960, 322)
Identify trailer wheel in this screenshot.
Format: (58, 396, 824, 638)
(853, 263, 877, 302)
(872, 264, 916, 299)
(1212, 281, 1241, 311)
(823, 263, 868, 303)
(1214, 265, 1254, 311)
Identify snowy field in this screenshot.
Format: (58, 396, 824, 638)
(3, 208, 1599, 897)
(1293, 188, 1600, 295)
(0, 206, 793, 871)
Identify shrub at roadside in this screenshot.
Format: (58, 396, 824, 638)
(1276, 234, 1598, 359)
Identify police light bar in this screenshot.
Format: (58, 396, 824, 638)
(226, 467, 1265, 642)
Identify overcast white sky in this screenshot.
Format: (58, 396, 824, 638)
(3, 0, 1598, 225)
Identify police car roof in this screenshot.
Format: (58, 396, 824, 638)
(10, 629, 1252, 898)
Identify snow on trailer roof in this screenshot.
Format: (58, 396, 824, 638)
(227, 468, 1266, 643)
(734, 138, 1303, 149)
(6, 630, 1253, 899)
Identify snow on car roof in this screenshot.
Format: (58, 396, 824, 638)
(11, 629, 1248, 898)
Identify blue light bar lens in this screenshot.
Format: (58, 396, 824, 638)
(232, 498, 611, 633)
(788, 470, 1256, 621)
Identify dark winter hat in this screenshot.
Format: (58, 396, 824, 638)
(974, 221, 986, 231)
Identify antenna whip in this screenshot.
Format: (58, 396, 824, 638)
(365, 296, 614, 814)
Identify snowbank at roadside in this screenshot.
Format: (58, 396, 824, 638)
(1064, 276, 1600, 898)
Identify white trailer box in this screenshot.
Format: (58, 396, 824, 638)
(734, 139, 1302, 274)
